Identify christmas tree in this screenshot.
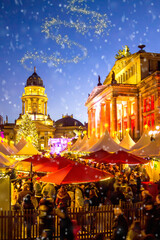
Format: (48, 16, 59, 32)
(16, 113, 38, 148)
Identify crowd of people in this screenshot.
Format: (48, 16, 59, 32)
(9, 162, 160, 240)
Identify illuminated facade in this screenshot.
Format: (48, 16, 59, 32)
(2, 68, 55, 150)
(86, 46, 160, 141)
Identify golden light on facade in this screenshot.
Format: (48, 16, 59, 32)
(144, 124, 148, 130)
(105, 123, 108, 128)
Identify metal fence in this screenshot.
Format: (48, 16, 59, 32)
(0, 202, 145, 240)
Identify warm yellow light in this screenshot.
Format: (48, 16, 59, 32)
(105, 123, 108, 128)
(156, 126, 160, 130)
(92, 128, 95, 132)
(144, 124, 148, 130)
(126, 128, 129, 132)
(26, 136, 32, 142)
(83, 130, 87, 135)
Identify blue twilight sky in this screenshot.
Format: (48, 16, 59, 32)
(0, 0, 160, 124)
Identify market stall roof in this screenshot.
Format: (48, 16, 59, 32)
(17, 155, 74, 173)
(119, 132, 135, 150)
(79, 132, 98, 152)
(132, 137, 160, 157)
(34, 156, 74, 172)
(75, 134, 88, 151)
(88, 130, 127, 153)
(0, 142, 11, 155)
(100, 150, 148, 165)
(15, 142, 41, 155)
(9, 143, 18, 154)
(82, 149, 112, 160)
(70, 135, 82, 151)
(15, 138, 27, 151)
(112, 135, 120, 144)
(130, 129, 151, 151)
(3, 142, 18, 154)
(0, 152, 13, 167)
(40, 162, 113, 185)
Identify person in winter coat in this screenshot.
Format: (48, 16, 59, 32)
(22, 194, 35, 239)
(75, 186, 84, 208)
(110, 187, 126, 205)
(59, 211, 74, 240)
(55, 186, 71, 211)
(42, 183, 56, 201)
(34, 177, 42, 204)
(18, 184, 33, 204)
(153, 194, 160, 239)
(38, 191, 55, 239)
(112, 207, 128, 240)
(141, 190, 155, 235)
(126, 220, 144, 240)
(89, 188, 99, 207)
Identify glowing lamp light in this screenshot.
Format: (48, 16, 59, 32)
(83, 130, 87, 135)
(126, 128, 129, 132)
(92, 128, 95, 132)
(105, 123, 108, 128)
(144, 124, 148, 130)
(27, 136, 32, 142)
(156, 126, 160, 130)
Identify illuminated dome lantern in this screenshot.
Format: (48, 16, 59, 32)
(15, 67, 55, 150)
(16, 67, 53, 126)
(26, 67, 44, 87)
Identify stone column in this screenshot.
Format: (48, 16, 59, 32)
(135, 96, 140, 139)
(88, 109, 91, 138)
(121, 104, 124, 138)
(127, 101, 131, 132)
(100, 103, 105, 136)
(22, 101, 25, 114)
(111, 97, 117, 136)
(91, 109, 96, 136)
(96, 107, 101, 138)
(42, 101, 44, 115)
(105, 100, 111, 132)
(25, 100, 28, 113)
(45, 102, 47, 115)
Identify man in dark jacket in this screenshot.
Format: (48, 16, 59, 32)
(112, 207, 128, 240)
(22, 194, 35, 239)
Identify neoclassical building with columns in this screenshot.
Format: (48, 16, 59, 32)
(86, 46, 160, 141)
(2, 68, 55, 150)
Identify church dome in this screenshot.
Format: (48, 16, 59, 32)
(55, 115, 84, 127)
(26, 67, 44, 87)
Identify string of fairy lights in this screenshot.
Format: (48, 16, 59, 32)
(20, 0, 111, 70)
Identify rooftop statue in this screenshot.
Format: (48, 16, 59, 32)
(115, 45, 131, 60)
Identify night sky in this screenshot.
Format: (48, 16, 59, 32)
(1, 0, 160, 124)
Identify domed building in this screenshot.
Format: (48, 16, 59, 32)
(2, 68, 55, 150)
(1, 68, 87, 150)
(54, 114, 86, 138)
